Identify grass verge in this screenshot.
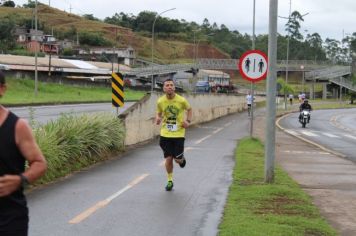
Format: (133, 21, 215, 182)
(2, 77, 146, 105)
(33, 113, 125, 185)
(218, 138, 336, 236)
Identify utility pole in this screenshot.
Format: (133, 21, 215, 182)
(249, 0, 256, 138)
(265, 0, 278, 183)
(284, 0, 291, 110)
(48, 44, 52, 76)
(151, 8, 176, 92)
(34, 0, 38, 96)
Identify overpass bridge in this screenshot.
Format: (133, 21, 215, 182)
(125, 59, 353, 94)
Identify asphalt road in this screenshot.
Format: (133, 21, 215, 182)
(27, 110, 253, 236)
(279, 108, 356, 162)
(9, 102, 135, 125)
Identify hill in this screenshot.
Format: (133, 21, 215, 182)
(0, 4, 229, 64)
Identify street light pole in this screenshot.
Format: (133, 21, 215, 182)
(279, 0, 309, 110)
(151, 8, 176, 92)
(300, 65, 305, 93)
(284, 0, 291, 110)
(249, 0, 256, 138)
(265, 0, 278, 183)
(34, 0, 38, 96)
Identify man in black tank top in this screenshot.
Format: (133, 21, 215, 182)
(0, 71, 47, 236)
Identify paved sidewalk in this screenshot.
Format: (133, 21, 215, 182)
(254, 112, 356, 236)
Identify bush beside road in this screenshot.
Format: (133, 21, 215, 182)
(32, 113, 125, 185)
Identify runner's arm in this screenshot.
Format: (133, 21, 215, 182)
(0, 119, 47, 197)
(156, 112, 162, 125)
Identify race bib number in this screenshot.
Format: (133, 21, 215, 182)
(166, 124, 178, 132)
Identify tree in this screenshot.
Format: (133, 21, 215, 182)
(79, 31, 112, 46)
(83, 14, 100, 22)
(2, 1, 15, 7)
(135, 11, 155, 32)
(324, 38, 342, 63)
(22, 0, 35, 8)
(304, 33, 326, 61)
(0, 16, 16, 52)
(285, 11, 305, 41)
(277, 78, 294, 96)
(350, 32, 356, 54)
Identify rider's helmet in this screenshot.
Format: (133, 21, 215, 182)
(303, 99, 308, 104)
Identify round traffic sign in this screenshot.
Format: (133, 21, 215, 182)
(238, 50, 268, 82)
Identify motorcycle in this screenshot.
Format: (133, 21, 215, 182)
(299, 110, 311, 128)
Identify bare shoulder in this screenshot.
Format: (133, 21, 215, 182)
(15, 118, 34, 142)
(16, 118, 31, 131)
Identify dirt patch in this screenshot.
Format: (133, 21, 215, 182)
(256, 195, 309, 216)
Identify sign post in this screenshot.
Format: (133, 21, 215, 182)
(111, 72, 125, 116)
(238, 50, 268, 137)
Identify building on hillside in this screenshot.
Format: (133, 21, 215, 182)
(13, 27, 61, 54)
(77, 46, 135, 66)
(58, 39, 74, 50)
(41, 35, 59, 54)
(14, 27, 27, 43)
(14, 27, 44, 44)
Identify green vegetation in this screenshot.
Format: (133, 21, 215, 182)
(34, 113, 125, 184)
(218, 138, 336, 236)
(2, 77, 146, 105)
(1, 4, 355, 63)
(277, 77, 295, 95)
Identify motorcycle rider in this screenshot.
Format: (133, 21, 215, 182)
(299, 99, 312, 123)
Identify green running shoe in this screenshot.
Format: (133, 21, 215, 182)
(165, 181, 174, 191)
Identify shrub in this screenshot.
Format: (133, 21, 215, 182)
(34, 113, 125, 183)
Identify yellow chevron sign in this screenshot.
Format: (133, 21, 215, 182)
(111, 72, 124, 107)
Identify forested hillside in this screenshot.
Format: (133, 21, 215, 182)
(0, 1, 355, 64)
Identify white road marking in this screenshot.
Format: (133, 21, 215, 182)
(285, 130, 300, 136)
(343, 134, 356, 140)
(282, 150, 330, 155)
(224, 122, 232, 127)
(213, 127, 224, 134)
(321, 132, 340, 138)
(301, 131, 318, 137)
(195, 135, 212, 144)
(69, 174, 149, 224)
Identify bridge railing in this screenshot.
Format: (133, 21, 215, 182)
(305, 66, 351, 79)
(124, 59, 347, 79)
(330, 77, 356, 91)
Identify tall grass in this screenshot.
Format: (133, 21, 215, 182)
(34, 113, 125, 183)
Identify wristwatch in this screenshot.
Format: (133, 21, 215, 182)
(19, 174, 29, 189)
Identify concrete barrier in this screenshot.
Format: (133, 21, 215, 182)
(119, 93, 264, 146)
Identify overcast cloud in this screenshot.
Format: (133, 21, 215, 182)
(15, 0, 356, 41)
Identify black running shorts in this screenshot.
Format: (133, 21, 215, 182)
(159, 136, 185, 159)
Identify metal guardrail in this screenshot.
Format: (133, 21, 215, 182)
(305, 66, 351, 80)
(125, 59, 336, 77)
(125, 63, 195, 77)
(330, 77, 356, 92)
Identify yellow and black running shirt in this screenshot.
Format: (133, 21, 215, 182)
(157, 94, 191, 138)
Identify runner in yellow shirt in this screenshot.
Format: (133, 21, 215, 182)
(156, 79, 192, 191)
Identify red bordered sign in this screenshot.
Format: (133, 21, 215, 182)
(238, 50, 268, 83)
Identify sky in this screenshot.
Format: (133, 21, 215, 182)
(15, 0, 356, 41)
